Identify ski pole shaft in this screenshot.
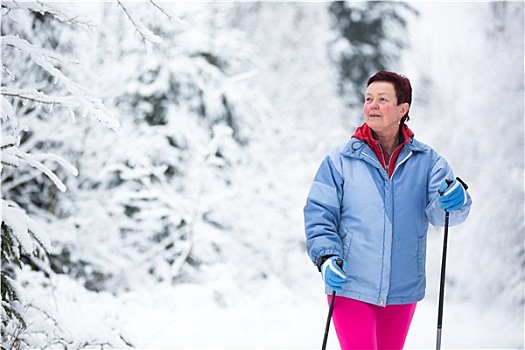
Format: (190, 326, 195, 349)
(322, 290, 336, 350)
(321, 258, 343, 350)
(436, 177, 468, 350)
(436, 209, 449, 350)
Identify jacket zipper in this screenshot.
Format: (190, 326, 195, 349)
(381, 148, 389, 176)
(362, 149, 413, 306)
(362, 151, 390, 305)
(391, 151, 413, 179)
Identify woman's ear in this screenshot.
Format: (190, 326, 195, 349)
(399, 102, 410, 116)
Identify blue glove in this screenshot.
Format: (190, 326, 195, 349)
(439, 178, 467, 212)
(320, 256, 347, 291)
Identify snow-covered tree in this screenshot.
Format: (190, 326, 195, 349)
(1, 2, 109, 346)
(34, 3, 273, 296)
(1, 1, 172, 347)
(3, 2, 275, 346)
(328, 1, 418, 115)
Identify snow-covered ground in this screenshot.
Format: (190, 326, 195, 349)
(128, 292, 522, 349)
(28, 268, 521, 349)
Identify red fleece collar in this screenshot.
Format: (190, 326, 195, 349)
(352, 123, 414, 178)
(352, 123, 414, 146)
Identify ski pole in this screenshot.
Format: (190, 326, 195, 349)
(436, 203, 449, 350)
(322, 258, 343, 350)
(322, 290, 336, 350)
(436, 177, 468, 350)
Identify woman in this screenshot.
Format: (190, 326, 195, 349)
(304, 71, 472, 349)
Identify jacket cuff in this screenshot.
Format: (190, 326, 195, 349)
(316, 255, 336, 272)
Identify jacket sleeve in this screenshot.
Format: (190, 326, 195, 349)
(425, 154, 472, 227)
(304, 154, 344, 266)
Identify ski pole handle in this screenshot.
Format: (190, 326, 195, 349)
(438, 179, 454, 196)
(335, 258, 343, 269)
(439, 177, 468, 196)
(456, 177, 468, 190)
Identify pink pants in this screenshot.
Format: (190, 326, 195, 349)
(328, 296, 416, 350)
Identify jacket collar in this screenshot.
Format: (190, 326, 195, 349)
(341, 130, 427, 158)
(352, 123, 414, 148)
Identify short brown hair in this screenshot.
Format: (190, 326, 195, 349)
(367, 71, 412, 122)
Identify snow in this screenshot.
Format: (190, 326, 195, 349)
(17, 268, 521, 349)
(3, 1, 523, 349)
(2, 200, 50, 255)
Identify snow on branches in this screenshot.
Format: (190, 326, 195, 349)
(1, 34, 119, 130)
(1, 200, 51, 263)
(0, 1, 175, 347)
(116, 0, 190, 52)
(117, 0, 163, 51)
(1, 0, 93, 30)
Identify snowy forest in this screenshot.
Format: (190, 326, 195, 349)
(1, 1, 523, 349)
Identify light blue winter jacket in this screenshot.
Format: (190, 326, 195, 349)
(304, 136, 472, 306)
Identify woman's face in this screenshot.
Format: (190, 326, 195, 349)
(363, 81, 408, 135)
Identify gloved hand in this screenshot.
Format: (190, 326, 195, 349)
(320, 256, 347, 291)
(439, 178, 467, 212)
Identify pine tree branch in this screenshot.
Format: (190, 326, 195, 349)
(13, 149, 77, 193)
(1, 35, 120, 130)
(2, 89, 78, 106)
(148, 0, 190, 30)
(116, 1, 163, 48)
(148, 0, 172, 20)
(2, 1, 94, 30)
